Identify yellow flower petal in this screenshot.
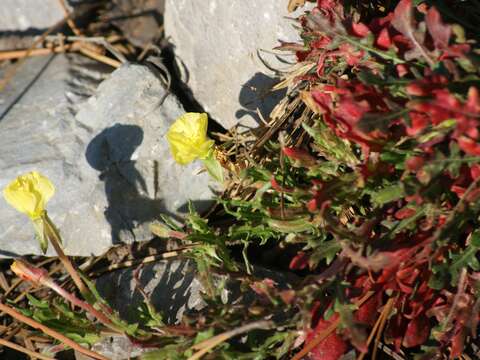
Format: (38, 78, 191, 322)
(3, 171, 55, 219)
(167, 113, 214, 165)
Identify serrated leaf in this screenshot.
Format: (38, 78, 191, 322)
(303, 120, 359, 166)
(371, 184, 405, 206)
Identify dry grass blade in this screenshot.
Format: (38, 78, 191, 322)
(89, 244, 200, 277)
(187, 320, 274, 360)
(78, 46, 122, 68)
(272, 62, 315, 91)
(0, 301, 108, 360)
(288, 0, 306, 12)
(357, 303, 385, 360)
(57, 0, 82, 36)
(0, 338, 54, 360)
(0, 43, 80, 61)
(372, 297, 395, 360)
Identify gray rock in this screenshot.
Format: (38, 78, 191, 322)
(81, 259, 298, 360)
(164, 0, 308, 129)
(74, 335, 145, 360)
(95, 259, 205, 325)
(95, 259, 298, 326)
(0, 0, 67, 32)
(109, 0, 165, 48)
(0, 55, 214, 257)
(72, 259, 204, 360)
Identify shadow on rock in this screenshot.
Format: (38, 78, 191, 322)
(86, 124, 177, 244)
(236, 72, 287, 127)
(95, 260, 201, 325)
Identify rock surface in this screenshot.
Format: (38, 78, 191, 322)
(109, 0, 165, 48)
(0, 0, 67, 33)
(0, 55, 214, 257)
(76, 259, 298, 360)
(164, 0, 307, 129)
(95, 259, 205, 324)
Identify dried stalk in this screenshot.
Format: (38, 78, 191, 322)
(78, 46, 122, 68)
(0, 301, 108, 360)
(187, 320, 274, 360)
(0, 338, 54, 360)
(0, 43, 80, 61)
(57, 0, 82, 36)
(43, 214, 90, 301)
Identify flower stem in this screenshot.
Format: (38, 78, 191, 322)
(43, 213, 91, 301)
(44, 274, 123, 333)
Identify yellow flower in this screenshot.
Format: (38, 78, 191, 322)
(167, 113, 214, 165)
(3, 171, 55, 220)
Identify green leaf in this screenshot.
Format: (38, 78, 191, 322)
(450, 242, 480, 285)
(194, 329, 215, 344)
(142, 346, 186, 360)
(267, 217, 314, 233)
(202, 152, 224, 183)
(371, 183, 405, 206)
(309, 240, 342, 266)
(303, 120, 359, 166)
(26, 294, 49, 309)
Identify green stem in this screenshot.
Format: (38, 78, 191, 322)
(43, 275, 122, 333)
(43, 213, 91, 301)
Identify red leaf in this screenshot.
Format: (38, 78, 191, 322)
(391, 0, 433, 65)
(450, 324, 467, 359)
(451, 185, 466, 198)
(426, 6, 451, 49)
(406, 112, 429, 136)
(405, 156, 425, 171)
(317, 0, 336, 11)
(395, 207, 416, 219)
(283, 147, 317, 166)
(351, 22, 370, 37)
(466, 188, 480, 202)
(470, 164, 480, 180)
(466, 86, 480, 114)
(385, 314, 407, 352)
(391, 0, 415, 39)
(402, 315, 430, 348)
(289, 251, 309, 270)
(306, 316, 348, 360)
(355, 292, 382, 325)
(458, 136, 480, 156)
(307, 198, 318, 212)
(376, 27, 392, 49)
(396, 64, 409, 77)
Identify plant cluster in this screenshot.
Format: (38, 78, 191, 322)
(159, 0, 480, 358)
(3, 1, 480, 359)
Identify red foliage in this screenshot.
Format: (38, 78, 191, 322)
(403, 315, 431, 348)
(290, 251, 309, 270)
(306, 315, 348, 360)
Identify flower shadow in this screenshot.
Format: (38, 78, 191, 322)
(85, 124, 181, 245)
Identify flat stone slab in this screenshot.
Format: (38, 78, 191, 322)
(0, 55, 214, 257)
(164, 0, 307, 129)
(0, 0, 67, 33)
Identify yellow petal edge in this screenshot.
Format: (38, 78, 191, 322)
(3, 171, 55, 219)
(167, 112, 214, 165)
